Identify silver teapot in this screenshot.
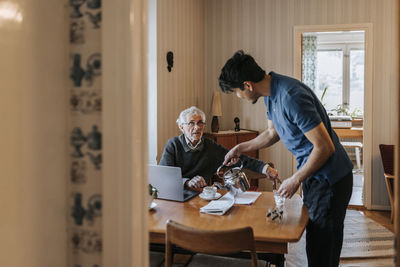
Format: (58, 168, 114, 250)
(213, 159, 250, 196)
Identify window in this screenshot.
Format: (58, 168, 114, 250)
(316, 43, 364, 117)
(304, 31, 365, 118)
(315, 48, 343, 112)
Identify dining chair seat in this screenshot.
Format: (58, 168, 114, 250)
(149, 251, 164, 267)
(379, 144, 395, 223)
(166, 220, 260, 267)
(188, 253, 266, 267)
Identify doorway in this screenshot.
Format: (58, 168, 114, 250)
(293, 24, 373, 208)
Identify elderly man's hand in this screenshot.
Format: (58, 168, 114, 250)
(263, 163, 281, 190)
(266, 165, 280, 181)
(187, 176, 207, 188)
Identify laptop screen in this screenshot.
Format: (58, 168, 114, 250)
(148, 165, 199, 202)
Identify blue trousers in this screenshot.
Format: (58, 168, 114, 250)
(302, 172, 353, 267)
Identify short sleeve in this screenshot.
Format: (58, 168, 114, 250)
(284, 87, 322, 133)
(264, 97, 270, 118)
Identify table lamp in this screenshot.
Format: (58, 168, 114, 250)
(210, 91, 222, 132)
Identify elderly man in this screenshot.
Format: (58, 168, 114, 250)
(159, 106, 278, 188)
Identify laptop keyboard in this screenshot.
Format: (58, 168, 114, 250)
(183, 189, 199, 201)
(183, 190, 191, 198)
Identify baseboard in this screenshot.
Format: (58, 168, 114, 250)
(369, 204, 391, 211)
(348, 204, 365, 210)
(348, 204, 391, 212)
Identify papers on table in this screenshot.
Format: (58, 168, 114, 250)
(200, 192, 235, 216)
(200, 191, 262, 215)
(234, 191, 262, 205)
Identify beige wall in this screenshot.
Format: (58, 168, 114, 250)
(157, 0, 206, 159)
(205, 0, 399, 206)
(0, 1, 67, 266)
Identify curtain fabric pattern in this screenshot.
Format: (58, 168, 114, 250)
(302, 35, 317, 90)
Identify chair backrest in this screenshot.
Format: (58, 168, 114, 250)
(165, 220, 258, 267)
(379, 144, 395, 175)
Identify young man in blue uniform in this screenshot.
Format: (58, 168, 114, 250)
(219, 50, 353, 267)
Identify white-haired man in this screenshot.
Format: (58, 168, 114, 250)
(159, 106, 278, 188)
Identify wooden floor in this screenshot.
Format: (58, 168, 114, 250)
(349, 206, 394, 232)
(347, 171, 394, 233)
(348, 172, 364, 206)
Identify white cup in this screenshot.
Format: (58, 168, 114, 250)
(203, 186, 217, 198)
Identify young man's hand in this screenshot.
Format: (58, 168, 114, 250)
(277, 175, 301, 199)
(223, 145, 241, 165)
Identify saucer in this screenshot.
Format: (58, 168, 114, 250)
(199, 192, 222, 201)
(149, 201, 157, 210)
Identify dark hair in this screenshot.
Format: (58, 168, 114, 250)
(218, 50, 266, 93)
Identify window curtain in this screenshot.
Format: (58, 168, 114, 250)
(302, 35, 317, 90)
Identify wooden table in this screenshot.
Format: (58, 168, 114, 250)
(333, 127, 363, 141)
(149, 192, 309, 266)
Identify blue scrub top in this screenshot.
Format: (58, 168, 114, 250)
(265, 72, 353, 185)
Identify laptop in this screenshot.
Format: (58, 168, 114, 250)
(148, 165, 200, 202)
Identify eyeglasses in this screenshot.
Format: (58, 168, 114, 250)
(182, 121, 206, 128)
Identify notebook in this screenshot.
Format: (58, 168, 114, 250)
(148, 165, 199, 202)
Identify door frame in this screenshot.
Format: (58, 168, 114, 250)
(293, 23, 373, 209)
(103, 0, 149, 266)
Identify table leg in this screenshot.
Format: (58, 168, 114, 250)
(275, 254, 285, 267)
(355, 146, 361, 170)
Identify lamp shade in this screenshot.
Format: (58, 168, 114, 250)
(210, 91, 222, 117)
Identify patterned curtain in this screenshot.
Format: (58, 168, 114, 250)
(302, 35, 317, 90)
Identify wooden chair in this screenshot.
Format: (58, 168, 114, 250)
(165, 220, 262, 267)
(379, 144, 395, 223)
(341, 141, 363, 171)
(150, 251, 164, 267)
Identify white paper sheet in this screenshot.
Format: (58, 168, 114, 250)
(234, 191, 261, 205)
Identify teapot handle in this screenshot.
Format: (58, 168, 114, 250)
(216, 158, 243, 178)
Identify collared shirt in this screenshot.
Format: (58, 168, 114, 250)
(265, 72, 353, 185)
(184, 136, 204, 152)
